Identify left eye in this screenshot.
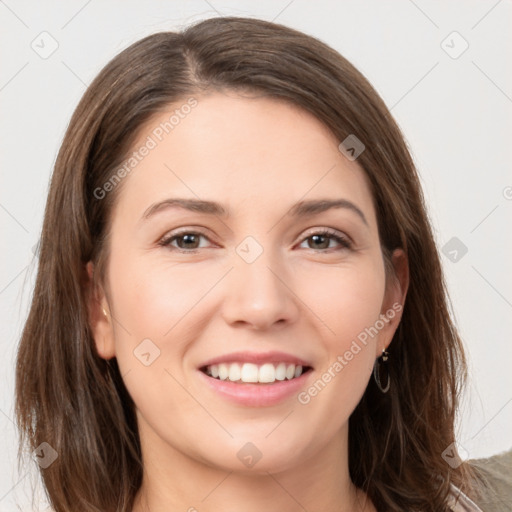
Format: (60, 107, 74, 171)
(298, 230, 352, 251)
(158, 229, 352, 252)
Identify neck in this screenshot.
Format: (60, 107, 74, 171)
(131, 420, 376, 512)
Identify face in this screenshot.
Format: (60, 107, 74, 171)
(87, 91, 407, 475)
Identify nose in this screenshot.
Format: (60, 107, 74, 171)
(220, 248, 300, 331)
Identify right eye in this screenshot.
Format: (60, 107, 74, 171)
(158, 230, 213, 252)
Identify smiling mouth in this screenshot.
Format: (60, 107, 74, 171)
(200, 362, 313, 384)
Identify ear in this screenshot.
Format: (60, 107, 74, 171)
(376, 248, 409, 356)
(84, 261, 116, 360)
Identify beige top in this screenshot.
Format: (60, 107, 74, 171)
(449, 484, 484, 511)
(466, 448, 512, 512)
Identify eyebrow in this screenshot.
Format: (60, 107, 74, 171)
(141, 197, 368, 226)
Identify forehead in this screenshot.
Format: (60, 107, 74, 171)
(111, 92, 376, 229)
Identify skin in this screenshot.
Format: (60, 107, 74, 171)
(86, 91, 409, 512)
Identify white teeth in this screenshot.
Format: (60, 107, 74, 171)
(240, 363, 259, 383)
(218, 363, 229, 381)
(275, 362, 287, 381)
(258, 363, 275, 383)
(228, 362, 241, 382)
(205, 362, 306, 383)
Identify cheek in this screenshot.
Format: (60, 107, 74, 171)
(108, 251, 211, 347)
(105, 251, 226, 411)
(295, 259, 385, 401)
(297, 256, 386, 343)
(105, 257, 200, 437)
(294, 268, 385, 433)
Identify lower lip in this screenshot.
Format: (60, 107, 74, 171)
(197, 369, 312, 407)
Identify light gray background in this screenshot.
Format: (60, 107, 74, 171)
(1, 1, 511, 509)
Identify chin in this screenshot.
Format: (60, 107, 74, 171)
(195, 432, 313, 475)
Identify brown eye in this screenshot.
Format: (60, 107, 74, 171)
(158, 231, 210, 252)
(300, 230, 352, 251)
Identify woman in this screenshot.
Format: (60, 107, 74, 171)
(15, 16, 500, 512)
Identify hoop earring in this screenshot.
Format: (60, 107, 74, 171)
(373, 349, 390, 393)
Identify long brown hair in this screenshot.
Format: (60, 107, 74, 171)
(15, 16, 478, 511)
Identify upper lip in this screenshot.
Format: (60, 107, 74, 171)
(198, 351, 313, 369)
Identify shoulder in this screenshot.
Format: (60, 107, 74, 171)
(466, 447, 512, 512)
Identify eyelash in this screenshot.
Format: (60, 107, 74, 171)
(157, 228, 353, 253)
